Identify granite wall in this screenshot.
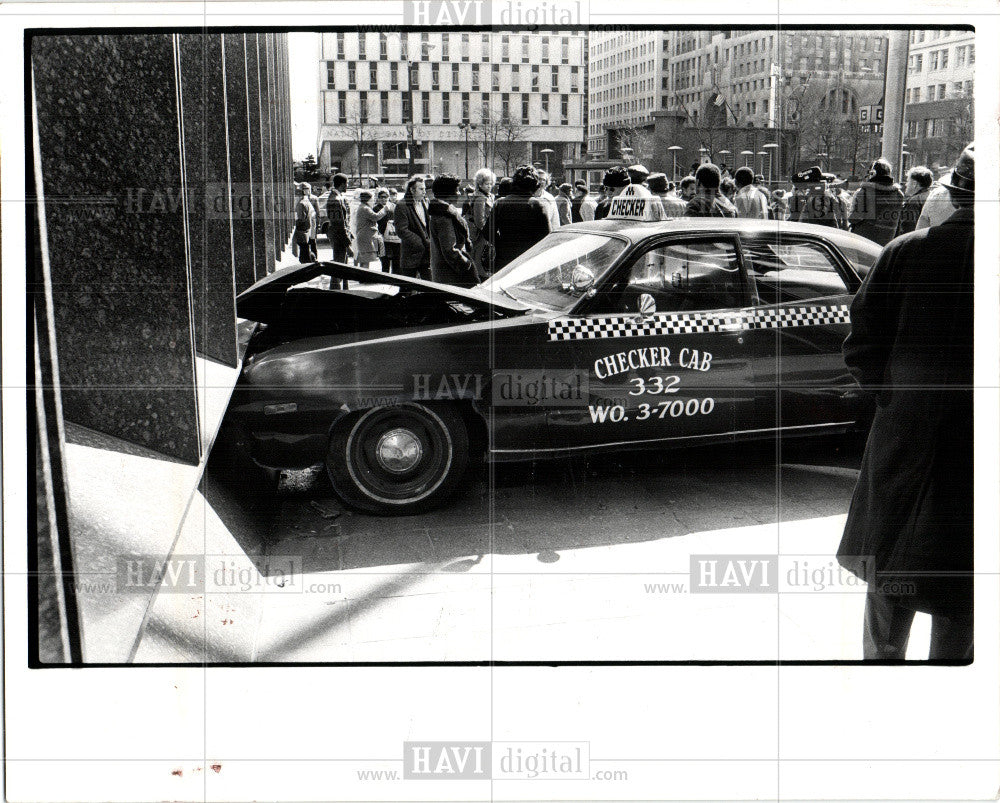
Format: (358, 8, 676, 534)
(31, 31, 292, 663)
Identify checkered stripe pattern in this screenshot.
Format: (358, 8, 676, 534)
(547, 304, 849, 341)
(748, 304, 850, 330)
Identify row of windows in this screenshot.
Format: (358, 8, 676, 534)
(329, 31, 578, 64)
(326, 91, 575, 126)
(906, 117, 967, 138)
(908, 45, 974, 73)
(906, 80, 973, 103)
(327, 61, 581, 93)
(910, 29, 968, 44)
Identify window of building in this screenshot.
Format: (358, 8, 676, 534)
(531, 64, 539, 89)
(912, 86, 920, 102)
(481, 33, 490, 62)
(964, 79, 973, 95)
(369, 62, 377, 88)
(956, 46, 966, 66)
(492, 63, 500, 90)
(512, 66, 521, 92)
(451, 63, 460, 90)
(968, 44, 975, 63)
(359, 95, 368, 123)
(501, 94, 510, 120)
(941, 48, 949, 69)
(336, 33, 344, 59)
(358, 34, 366, 60)
(461, 33, 469, 61)
(402, 93, 412, 122)
(379, 33, 387, 60)
(501, 34, 509, 62)
(471, 64, 480, 91)
(461, 92, 470, 123)
(390, 62, 398, 90)
(930, 51, 939, 70)
(430, 66, 439, 90)
(442, 94, 450, 124)
(380, 91, 389, 124)
(541, 96, 549, 122)
(561, 94, 569, 123)
(348, 62, 356, 89)
(326, 61, 335, 89)
(522, 94, 529, 123)
(938, 83, 947, 100)
(421, 93, 430, 124)
(542, 39, 549, 63)
(400, 35, 408, 60)
(338, 92, 346, 124)
(562, 37, 570, 64)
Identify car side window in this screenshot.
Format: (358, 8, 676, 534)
(743, 238, 849, 304)
(593, 239, 744, 314)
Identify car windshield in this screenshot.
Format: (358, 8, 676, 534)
(478, 232, 627, 312)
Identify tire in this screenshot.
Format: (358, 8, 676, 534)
(325, 403, 469, 515)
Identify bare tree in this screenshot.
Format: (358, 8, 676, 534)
(343, 106, 374, 180)
(494, 116, 528, 176)
(615, 123, 656, 165)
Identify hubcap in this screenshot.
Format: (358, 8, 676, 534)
(375, 428, 423, 473)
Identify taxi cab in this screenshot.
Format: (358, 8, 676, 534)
(225, 184, 882, 514)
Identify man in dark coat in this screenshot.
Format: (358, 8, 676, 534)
(489, 165, 551, 271)
(685, 163, 736, 218)
(849, 158, 905, 245)
(897, 165, 934, 235)
(393, 175, 432, 280)
(837, 143, 974, 660)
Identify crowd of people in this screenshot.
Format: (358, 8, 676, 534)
(291, 151, 965, 287)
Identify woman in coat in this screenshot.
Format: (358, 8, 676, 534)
(469, 168, 495, 280)
(837, 145, 975, 660)
(352, 190, 380, 269)
(426, 173, 476, 287)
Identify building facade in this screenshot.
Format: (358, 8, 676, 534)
(317, 31, 586, 181)
(904, 28, 974, 172)
(587, 29, 888, 179)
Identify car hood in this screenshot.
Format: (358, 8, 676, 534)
(236, 260, 528, 325)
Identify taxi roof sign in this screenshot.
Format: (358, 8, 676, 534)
(606, 184, 656, 222)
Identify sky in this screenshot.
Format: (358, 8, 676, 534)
(289, 32, 321, 160)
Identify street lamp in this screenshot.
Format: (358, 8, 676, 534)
(457, 121, 478, 181)
(540, 147, 555, 174)
(740, 150, 754, 168)
(717, 149, 731, 170)
(757, 151, 767, 175)
(762, 142, 779, 185)
(361, 152, 374, 182)
(667, 145, 682, 180)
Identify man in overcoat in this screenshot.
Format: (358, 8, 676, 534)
(837, 143, 975, 660)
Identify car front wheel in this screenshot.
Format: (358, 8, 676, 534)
(326, 403, 469, 515)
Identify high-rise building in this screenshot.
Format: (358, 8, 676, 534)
(316, 31, 586, 180)
(904, 29, 974, 171)
(588, 30, 888, 176)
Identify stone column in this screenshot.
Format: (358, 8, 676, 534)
(178, 33, 238, 367)
(223, 33, 258, 292)
(32, 33, 201, 462)
(246, 34, 273, 278)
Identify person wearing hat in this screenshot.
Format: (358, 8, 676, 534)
(627, 164, 650, 186)
(837, 143, 974, 660)
(489, 164, 552, 271)
(792, 166, 845, 229)
(648, 173, 686, 219)
(571, 181, 589, 222)
(685, 163, 736, 218)
(849, 158, 905, 245)
(915, 167, 960, 231)
(594, 166, 631, 220)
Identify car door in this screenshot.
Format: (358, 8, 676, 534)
(740, 233, 865, 431)
(540, 233, 757, 452)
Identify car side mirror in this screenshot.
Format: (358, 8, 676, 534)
(571, 265, 595, 294)
(637, 293, 656, 316)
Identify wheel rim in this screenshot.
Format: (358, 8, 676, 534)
(343, 405, 453, 504)
(375, 427, 424, 473)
